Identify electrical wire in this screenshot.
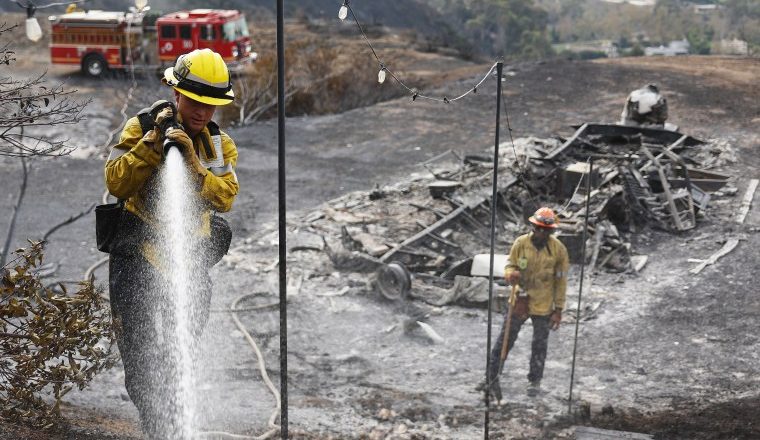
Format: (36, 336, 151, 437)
(559, 156, 592, 214)
(342, 1, 497, 104)
(500, 91, 539, 207)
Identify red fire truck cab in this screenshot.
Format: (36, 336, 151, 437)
(49, 9, 257, 77)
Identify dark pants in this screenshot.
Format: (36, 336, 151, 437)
(488, 307, 551, 384)
(109, 249, 211, 439)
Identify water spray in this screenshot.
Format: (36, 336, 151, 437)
(152, 105, 201, 438)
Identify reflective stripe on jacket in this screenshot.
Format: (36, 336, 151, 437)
(504, 233, 569, 316)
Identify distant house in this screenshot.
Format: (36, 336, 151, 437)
(606, 42, 620, 58)
(553, 40, 618, 58)
(717, 38, 749, 56)
(692, 4, 720, 14)
(645, 40, 690, 56)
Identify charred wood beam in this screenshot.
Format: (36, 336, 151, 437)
(736, 179, 759, 224)
(408, 202, 447, 219)
(689, 238, 741, 274)
(382, 175, 522, 265)
(422, 231, 462, 250)
(380, 205, 468, 263)
(580, 124, 702, 147)
(545, 123, 588, 160)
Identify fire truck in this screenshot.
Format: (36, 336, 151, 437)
(48, 9, 257, 77)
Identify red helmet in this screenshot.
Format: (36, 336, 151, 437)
(529, 207, 558, 229)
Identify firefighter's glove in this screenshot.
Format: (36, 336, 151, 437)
(154, 106, 175, 131)
(550, 310, 562, 331)
(165, 127, 193, 155)
(506, 270, 520, 286)
(142, 129, 163, 156)
(166, 128, 207, 182)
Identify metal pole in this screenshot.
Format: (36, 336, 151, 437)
(484, 60, 503, 439)
(276, 0, 288, 437)
(568, 158, 593, 414)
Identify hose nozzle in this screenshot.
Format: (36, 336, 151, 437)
(148, 101, 184, 157)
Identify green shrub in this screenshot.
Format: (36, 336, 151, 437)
(626, 44, 645, 57)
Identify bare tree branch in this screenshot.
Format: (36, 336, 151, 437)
(42, 203, 96, 242)
(0, 43, 89, 158)
(0, 152, 28, 266)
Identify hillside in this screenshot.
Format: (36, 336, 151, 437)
(0, 0, 457, 43)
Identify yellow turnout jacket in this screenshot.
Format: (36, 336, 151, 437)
(504, 233, 569, 316)
(104, 115, 239, 260)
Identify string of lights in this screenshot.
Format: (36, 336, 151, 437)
(339, 0, 539, 205)
(338, 0, 498, 104)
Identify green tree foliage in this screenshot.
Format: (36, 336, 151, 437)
(628, 43, 645, 57)
(527, 0, 758, 53)
(724, 0, 760, 53)
(441, 0, 554, 58)
(686, 26, 714, 54)
(724, 0, 760, 22)
(0, 243, 116, 429)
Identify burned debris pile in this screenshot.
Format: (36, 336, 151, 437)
(296, 123, 736, 307)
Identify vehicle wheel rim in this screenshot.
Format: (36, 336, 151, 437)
(89, 60, 103, 76)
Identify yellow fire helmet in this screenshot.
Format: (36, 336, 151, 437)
(163, 48, 234, 106)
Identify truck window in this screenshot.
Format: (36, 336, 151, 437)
(161, 25, 177, 39)
(222, 17, 249, 41)
(179, 25, 191, 39)
(200, 24, 216, 41)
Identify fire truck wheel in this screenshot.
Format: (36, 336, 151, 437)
(82, 54, 108, 78)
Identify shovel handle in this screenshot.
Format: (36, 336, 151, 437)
(498, 284, 519, 374)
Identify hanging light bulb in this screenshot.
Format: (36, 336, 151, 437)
(135, 0, 148, 11)
(338, 1, 349, 20)
(25, 17, 42, 41)
(24, 4, 42, 42)
(377, 66, 386, 84)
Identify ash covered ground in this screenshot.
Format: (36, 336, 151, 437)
(0, 49, 758, 440)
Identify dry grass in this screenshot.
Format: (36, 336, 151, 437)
(219, 21, 485, 126)
(594, 55, 760, 87)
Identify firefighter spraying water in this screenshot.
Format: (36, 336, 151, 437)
(103, 48, 239, 439)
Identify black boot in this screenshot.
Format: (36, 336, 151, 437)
(477, 378, 503, 404)
(490, 378, 503, 403)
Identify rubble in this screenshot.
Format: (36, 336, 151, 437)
(293, 123, 738, 307)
